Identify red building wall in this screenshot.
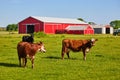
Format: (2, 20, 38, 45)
(67, 30, 84, 34)
(44, 23, 87, 34)
(84, 26, 94, 34)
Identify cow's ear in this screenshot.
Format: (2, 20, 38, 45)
(39, 41, 43, 44)
(37, 41, 43, 45)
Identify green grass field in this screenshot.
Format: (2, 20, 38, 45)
(0, 31, 120, 80)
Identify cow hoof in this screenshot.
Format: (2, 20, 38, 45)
(83, 58, 86, 61)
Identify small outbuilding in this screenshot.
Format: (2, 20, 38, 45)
(65, 25, 94, 34)
(92, 25, 113, 34)
(18, 16, 92, 34)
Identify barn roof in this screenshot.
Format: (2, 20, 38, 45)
(31, 16, 87, 24)
(65, 26, 88, 30)
(92, 24, 112, 28)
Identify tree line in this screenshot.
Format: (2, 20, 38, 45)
(6, 24, 18, 31)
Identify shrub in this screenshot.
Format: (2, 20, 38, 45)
(34, 32, 47, 38)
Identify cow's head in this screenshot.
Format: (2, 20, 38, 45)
(86, 38, 98, 52)
(90, 38, 98, 46)
(37, 42, 46, 53)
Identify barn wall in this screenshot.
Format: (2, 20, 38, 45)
(67, 30, 84, 34)
(44, 23, 89, 34)
(102, 27, 106, 34)
(94, 28, 102, 34)
(84, 29, 94, 34)
(110, 27, 113, 34)
(18, 17, 44, 34)
(18, 24, 26, 33)
(84, 26, 94, 34)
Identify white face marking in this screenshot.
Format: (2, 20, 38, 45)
(38, 45, 46, 53)
(91, 38, 95, 42)
(91, 38, 96, 46)
(41, 46, 46, 52)
(86, 48, 90, 53)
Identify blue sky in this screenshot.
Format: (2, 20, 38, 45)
(0, 0, 120, 27)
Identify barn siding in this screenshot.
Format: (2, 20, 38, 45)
(44, 23, 83, 34)
(19, 25, 26, 34)
(67, 30, 84, 34)
(84, 26, 94, 34)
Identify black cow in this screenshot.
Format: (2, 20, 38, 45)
(22, 34, 34, 43)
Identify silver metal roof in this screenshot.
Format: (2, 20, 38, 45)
(92, 24, 111, 28)
(65, 26, 88, 30)
(31, 16, 87, 24)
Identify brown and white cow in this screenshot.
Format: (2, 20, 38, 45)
(17, 41, 46, 68)
(61, 38, 98, 60)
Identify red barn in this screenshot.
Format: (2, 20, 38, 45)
(18, 16, 93, 34)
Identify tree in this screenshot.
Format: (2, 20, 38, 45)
(6, 24, 18, 31)
(88, 22, 96, 25)
(110, 20, 120, 29)
(77, 18, 86, 22)
(6, 24, 18, 34)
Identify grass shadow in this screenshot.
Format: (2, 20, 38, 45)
(0, 62, 19, 67)
(43, 56, 61, 60)
(43, 56, 80, 60)
(95, 54, 104, 57)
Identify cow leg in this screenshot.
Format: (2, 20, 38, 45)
(61, 47, 65, 60)
(61, 47, 69, 59)
(22, 58, 25, 67)
(61, 52, 65, 60)
(19, 57, 21, 67)
(31, 56, 35, 69)
(24, 58, 27, 67)
(66, 51, 70, 59)
(82, 49, 86, 61)
(83, 53, 86, 61)
(31, 59, 34, 69)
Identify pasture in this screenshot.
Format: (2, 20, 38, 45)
(0, 31, 120, 80)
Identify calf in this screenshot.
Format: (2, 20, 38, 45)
(17, 41, 46, 68)
(61, 38, 98, 60)
(22, 34, 34, 43)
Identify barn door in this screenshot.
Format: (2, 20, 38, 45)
(26, 25, 34, 33)
(106, 28, 110, 34)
